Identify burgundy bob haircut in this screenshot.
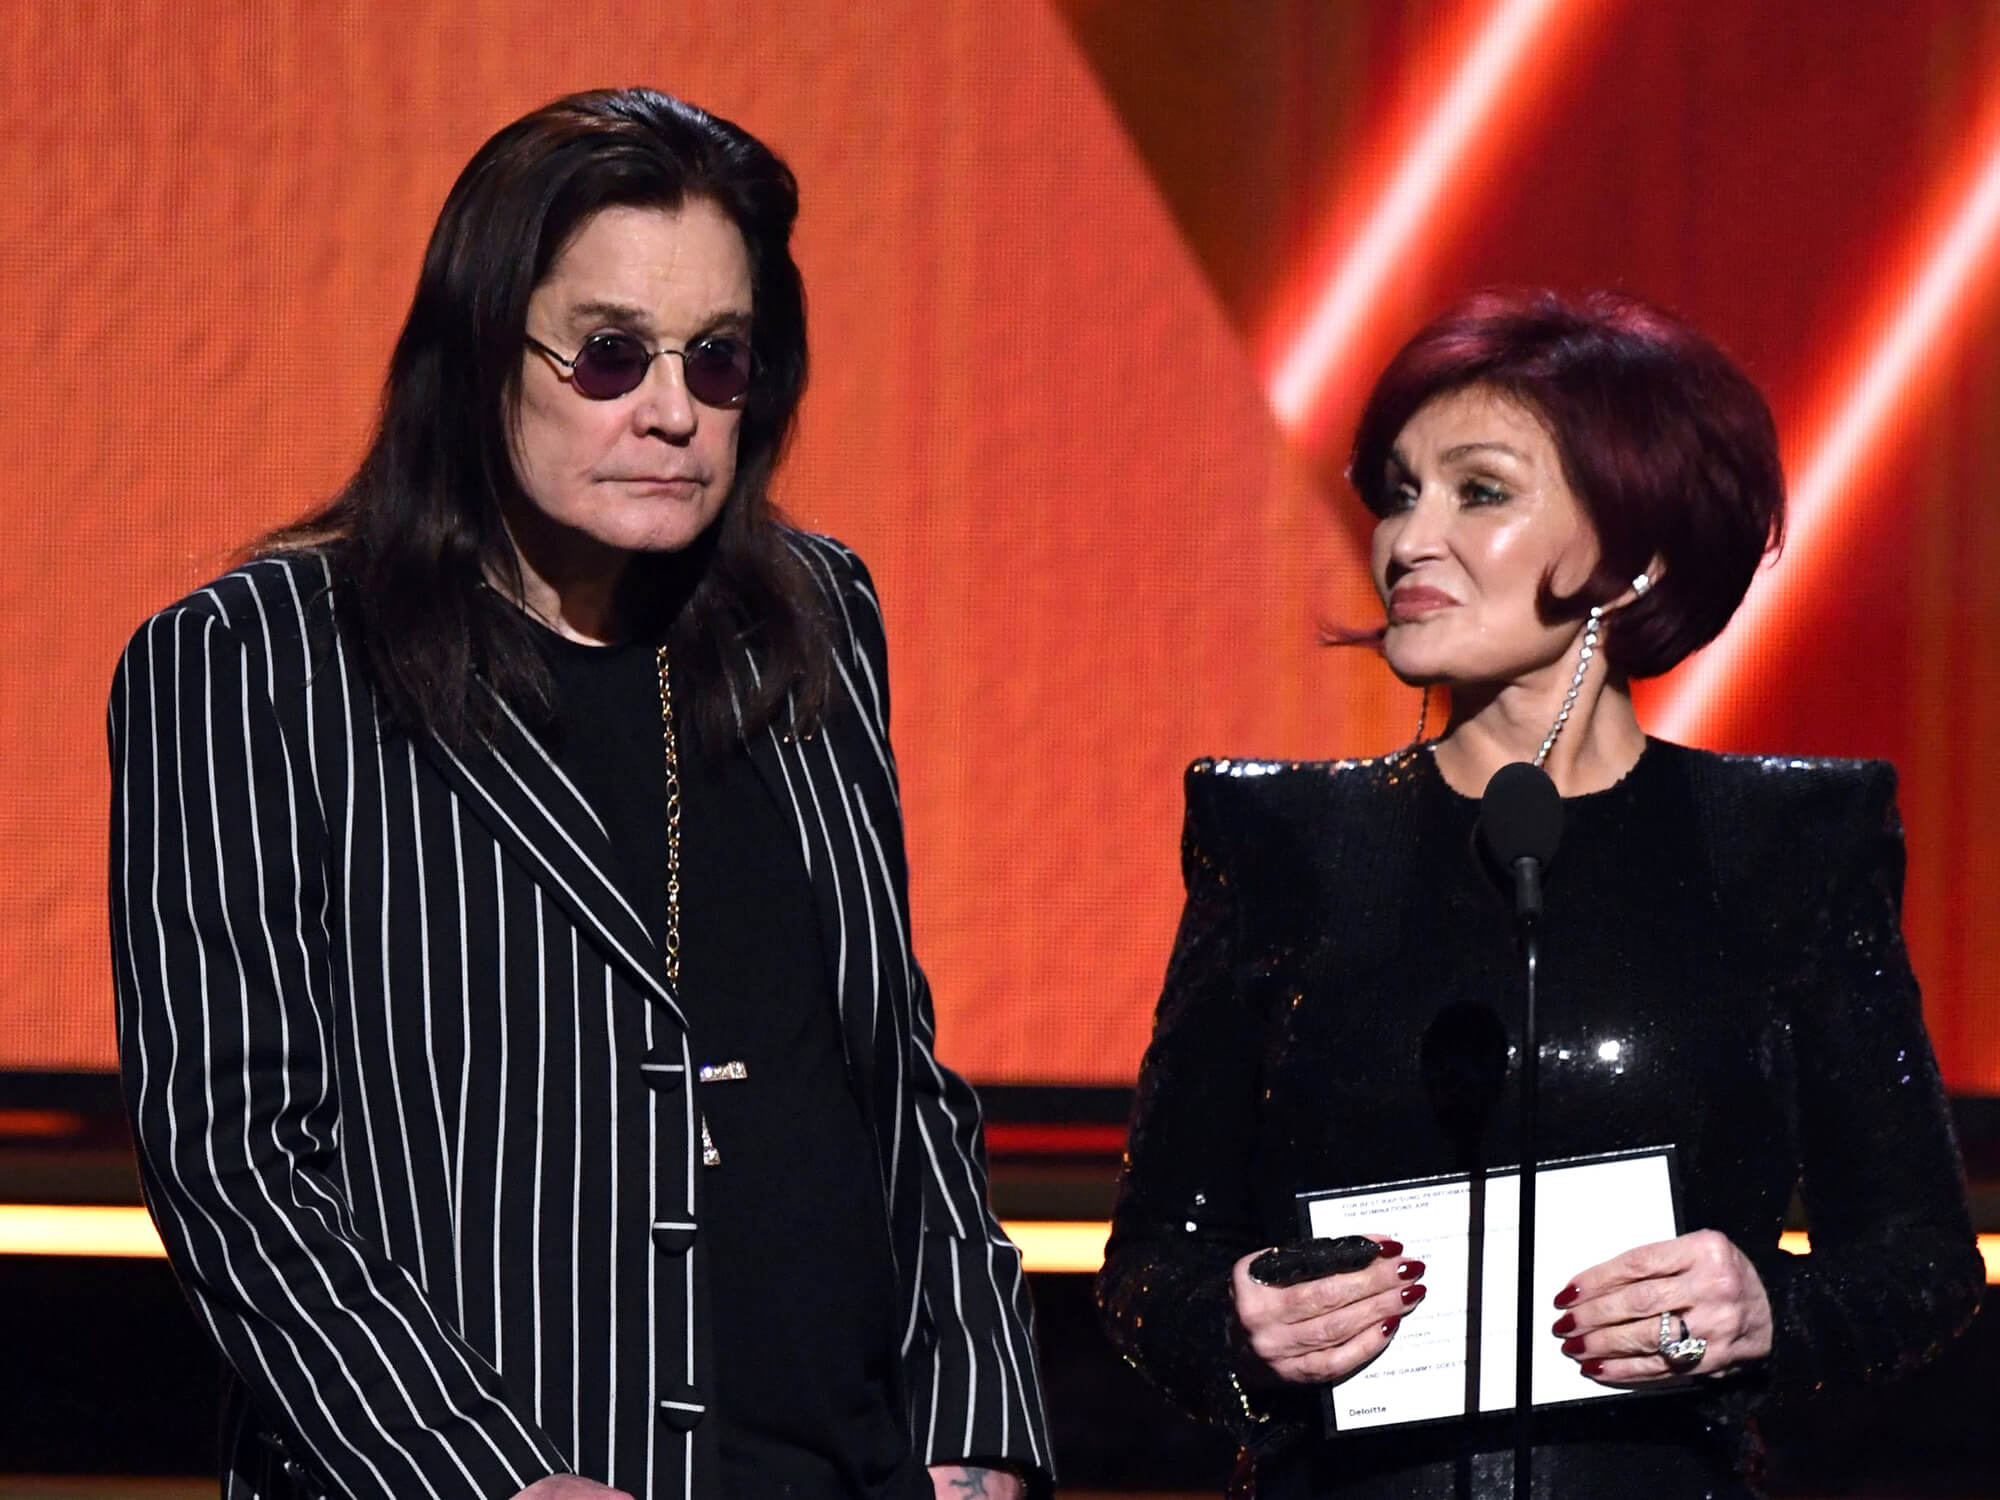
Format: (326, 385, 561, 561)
(1349, 288, 1787, 680)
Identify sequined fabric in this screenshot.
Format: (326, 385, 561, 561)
(1097, 739, 1983, 1499)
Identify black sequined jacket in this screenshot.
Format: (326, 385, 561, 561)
(1098, 740, 1982, 1499)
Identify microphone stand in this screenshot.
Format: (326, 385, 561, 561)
(1511, 874, 1541, 1500)
(1477, 759, 1561, 1500)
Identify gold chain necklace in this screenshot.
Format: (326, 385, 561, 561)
(657, 646, 719, 1166)
(654, 645, 683, 988)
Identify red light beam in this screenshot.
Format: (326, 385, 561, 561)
(1264, 0, 1594, 439)
(1657, 79, 2000, 745)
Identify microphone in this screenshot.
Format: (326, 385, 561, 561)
(1477, 761, 1563, 1496)
(1478, 762, 1563, 925)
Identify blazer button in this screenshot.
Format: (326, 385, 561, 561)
(651, 1220, 696, 1254)
(657, 1384, 706, 1431)
(640, 1051, 686, 1092)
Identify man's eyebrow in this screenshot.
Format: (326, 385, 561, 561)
(563, 300, 754, 335)
(566, 298, 654, 330)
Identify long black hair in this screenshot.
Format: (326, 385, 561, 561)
(266, 87, 831, 749)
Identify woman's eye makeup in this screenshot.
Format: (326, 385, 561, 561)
(1377, 465, 1510, 513)
(1378, 462, 1419, 512)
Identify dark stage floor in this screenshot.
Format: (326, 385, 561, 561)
(4, 1080, 1997, 1496)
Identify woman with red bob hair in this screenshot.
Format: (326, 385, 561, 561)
(1099, 289, 1981, 1498)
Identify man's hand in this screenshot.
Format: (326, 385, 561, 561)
(929, 1463, 1026, 1498)
(510, 1477, 634, 1500)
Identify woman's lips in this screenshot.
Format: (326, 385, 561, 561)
(1388, 586, 1458, 623)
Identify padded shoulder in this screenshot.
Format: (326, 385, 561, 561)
(1185, 746, 1427, 801)
(1674, 744, 1895, 852)
(781, 527, 871, 605)
(1667, 742, 1901, 929)
(116, 552, 340, 685)
(1180, 748, 1429, 892)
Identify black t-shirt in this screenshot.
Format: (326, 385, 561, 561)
(532, 622, 922, 1500)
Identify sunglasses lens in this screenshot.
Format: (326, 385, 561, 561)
(682, 337, 754, 407)
(570, 334, 651, 399)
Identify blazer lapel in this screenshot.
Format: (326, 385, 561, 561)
(415, 690, 688, 1031)
(742, 713, 897, 1135)
(749, 708, 927, 1294)
(734, 653, 923, 1286)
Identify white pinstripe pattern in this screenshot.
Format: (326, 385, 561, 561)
(110, 539, 1051, 1500)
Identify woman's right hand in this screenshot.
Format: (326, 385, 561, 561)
(1229, 1238, 1428, 1385)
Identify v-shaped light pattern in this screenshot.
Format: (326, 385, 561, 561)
(1264, 0, 1592, 438)
(1658, 76, 2000, 743)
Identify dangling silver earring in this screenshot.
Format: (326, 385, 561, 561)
(1411, 683, 1431, 746)
(1534, 605, 1602, 768)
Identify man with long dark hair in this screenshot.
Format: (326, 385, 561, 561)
(109, 87, 1049, 1500)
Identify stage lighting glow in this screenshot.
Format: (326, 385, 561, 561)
(6, 1206, 1998, 1283)
(1657, 86, 2000, 743)
(1004, 1219, 1111, 1274)
(0, 1203, 169, 1258)
(1265, 0, 1585, 436)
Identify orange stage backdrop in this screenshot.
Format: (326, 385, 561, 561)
(5, 0, 2000, 1090)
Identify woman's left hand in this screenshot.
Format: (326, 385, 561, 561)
(1551, 1229, 1773, 1384)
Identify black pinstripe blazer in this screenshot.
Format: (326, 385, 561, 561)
(108, 533, 1051, 1500)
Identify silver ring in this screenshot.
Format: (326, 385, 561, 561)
(1658, 1310, 1707, 1372)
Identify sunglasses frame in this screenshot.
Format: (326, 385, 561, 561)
(525, 330, 754, 408)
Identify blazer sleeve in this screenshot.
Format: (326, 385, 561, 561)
(822, 543, 1055, 1487)
(1096, 766, 1292, 1447)
(1746, 763, 1984, 1392)
(109, 601, 569, 1500)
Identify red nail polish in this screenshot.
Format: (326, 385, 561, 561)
(1400, 1282, 1427, 1306)
(1580, 1359, 1605, 1378)
(1553, 1284, 1581, 1309)
(1375, 1240, 1404, 1259)
(1561, 1336, 1588, 1356)
(1551, 1312, 1577, 1336)
(1397, 1259, 1425, 1281)
(1381, 1317, 1400, 1337)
